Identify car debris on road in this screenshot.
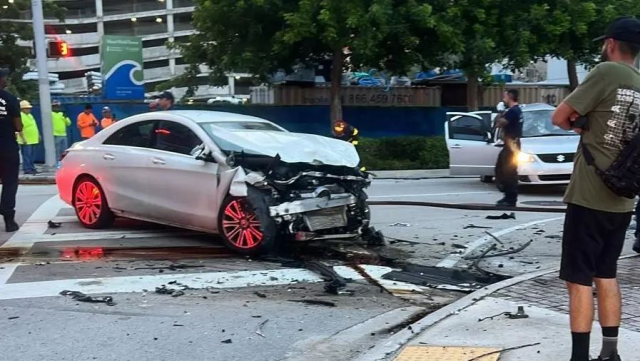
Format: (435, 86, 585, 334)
(60, 290, 116, 306)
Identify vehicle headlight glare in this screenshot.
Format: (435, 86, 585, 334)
(516, 152, 536, 164)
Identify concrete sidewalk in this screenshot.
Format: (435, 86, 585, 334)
(360, 256, 640, 361)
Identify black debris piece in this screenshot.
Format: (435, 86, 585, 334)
(288, 300, 337, 307)
(60, 290, 116, 306)
(206, 287, 220, 294)
(478, 306, 529, 322)
(545, 235, 562, 240)
(173, 324, 184, 327)
(155, 284, 187, 297)
(8, 316, 19, 320)
(134, 264, 205, 271)
(464, 240, 534, 260)
(451, 243, 467, 249)
(382, 264, 509, 293)
(251, 315, 262, 318)
(221, 339, 233, 344)
(47, 220, 62, 229)
(254, 291, 267, 299)
(464, 224, 492, 229)
(486, 213, 516, 220)
(305, 261, 351, 295)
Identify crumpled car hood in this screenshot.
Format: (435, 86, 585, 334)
(212, 129, 361, 167)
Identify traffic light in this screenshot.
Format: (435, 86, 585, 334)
(48, 40, 70, 58)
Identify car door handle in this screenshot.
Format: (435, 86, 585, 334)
(103, 154, 115, 161)
(451, 144, 462, 149)
(152, 158, 166, 165)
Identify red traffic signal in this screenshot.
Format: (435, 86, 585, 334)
(48, 40, 70, 58)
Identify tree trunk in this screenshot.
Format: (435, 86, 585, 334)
(330, 49, 344, 127)
(466, 74, 479, 111)
(567, 60, 579, 91)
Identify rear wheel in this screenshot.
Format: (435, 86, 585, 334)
(219, 197, 276, 255)
(73, 177, 115, 229)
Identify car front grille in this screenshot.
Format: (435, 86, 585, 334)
(539, 174, 572, 182)
(537, 153, 575, 163)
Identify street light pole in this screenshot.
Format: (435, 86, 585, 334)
(31, 0, 56, 167)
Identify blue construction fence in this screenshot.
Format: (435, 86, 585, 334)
(28, 102, 483, 163)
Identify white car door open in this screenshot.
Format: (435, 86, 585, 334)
(445, 111, 502, 176)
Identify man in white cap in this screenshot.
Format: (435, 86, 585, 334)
(52, 100, 70, 165)
(17, 99, 40, 175)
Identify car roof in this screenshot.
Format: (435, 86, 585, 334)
(521, 103, 556, 112)
(155, 110, 273, 124)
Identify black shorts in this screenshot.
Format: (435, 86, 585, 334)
(560, 203, 632, 286)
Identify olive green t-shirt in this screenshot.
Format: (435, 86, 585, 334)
(563, 62, 640, 213)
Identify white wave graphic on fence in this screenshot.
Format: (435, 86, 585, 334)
(104, 60, 144, 86)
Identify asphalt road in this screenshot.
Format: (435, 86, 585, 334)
(0, 178, 636, 361)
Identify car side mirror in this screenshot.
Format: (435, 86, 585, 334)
(195, 150, 216, 163)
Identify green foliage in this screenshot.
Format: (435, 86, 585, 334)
(167, 0, 437, 114)
(0, 0, 65, 99)
(358, 136, 449, 170)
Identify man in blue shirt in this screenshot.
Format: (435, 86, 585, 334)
(494, 89, 523, 207)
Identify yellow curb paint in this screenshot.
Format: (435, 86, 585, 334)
(394, 346, 501, 361)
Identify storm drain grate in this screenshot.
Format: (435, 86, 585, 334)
(394, 346, 501, 361)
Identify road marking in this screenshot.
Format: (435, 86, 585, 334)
(436, 216, 565, 268)
(1, 195, 66, 250)
(0, 264, 426, 301)
(369, 192, 490, 199)
(0, 263, 21, 286)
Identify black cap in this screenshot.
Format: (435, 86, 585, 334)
(159, 91, 175, 102)
(84, 104, 93, 110)
(593, 16, 640, 45)
(0, 68, 10, 78)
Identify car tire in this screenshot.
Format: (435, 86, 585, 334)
(218, 197, 277, 256)
(73, 176, 115, 230)
(480, 176, 494, 183)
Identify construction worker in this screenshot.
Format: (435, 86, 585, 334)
(333, 120, 360, 145)
(77, 104, 98, 140)
(52, 100, 71, 165)
(17, 100, 40, 175)
(101, 106, 115, 129)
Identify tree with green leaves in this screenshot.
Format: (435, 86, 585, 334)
(525, 0, 640, 90)
(172, 0, 436, 125)
(415, 0, 543, 110)
(0, 0, 65, 99)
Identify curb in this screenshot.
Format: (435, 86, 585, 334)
(353, 266, 558, 361)
(19, 178, 56, 185)
(357, 252, 640, 361)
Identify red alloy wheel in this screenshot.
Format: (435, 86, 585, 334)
(221, 199, 264, 249)
(74, 181, 103, 226)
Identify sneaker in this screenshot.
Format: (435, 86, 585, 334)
(496, 198, 517, 207)
(634, 237, 640, 254)
(592, 353, 622, 361)
(5, 219, 19, 233)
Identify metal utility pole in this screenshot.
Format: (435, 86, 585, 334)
(31, 0, 55, 167)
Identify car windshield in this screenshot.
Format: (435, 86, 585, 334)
(199, 121, 282, 156)
(522, 110, 577, 138)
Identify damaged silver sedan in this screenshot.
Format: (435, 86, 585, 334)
(56, 110, 378, 255)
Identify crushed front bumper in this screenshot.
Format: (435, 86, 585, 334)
(269, 194, 357, 217)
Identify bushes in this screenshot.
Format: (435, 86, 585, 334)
(358, 136, 449, 170)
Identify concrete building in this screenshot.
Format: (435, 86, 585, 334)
(12, 0, 249, 99)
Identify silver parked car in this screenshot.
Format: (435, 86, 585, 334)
(56, 111, 374, 255)
(445, 103, 579, 184)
